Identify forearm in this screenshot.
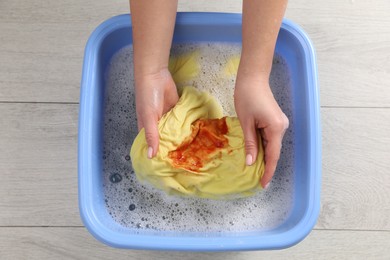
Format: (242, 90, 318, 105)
(130, 0, 178, 79)
(239, 0, 287, 80)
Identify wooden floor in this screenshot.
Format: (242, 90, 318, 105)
(1, 0, 389, 259)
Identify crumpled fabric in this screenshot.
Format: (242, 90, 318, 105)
(130, 86, 265, 199)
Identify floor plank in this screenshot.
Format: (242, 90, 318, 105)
(0, 0, 128, 103)
(0, 228, 388, 260)
(1, 0, 389, 106)
(0, 104, 80, 226)
(285, 0, 390, 108)
(0, 0, 128, 23)
(318, 108, 390, 230)
(0, 49, 82, 103)
(1, 104, 389, 230)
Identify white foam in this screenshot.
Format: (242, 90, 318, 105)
(102, 43, 294, 233)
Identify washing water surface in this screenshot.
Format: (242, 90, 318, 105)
(102, 43, 295, 233)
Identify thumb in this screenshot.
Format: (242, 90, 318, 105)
(142, 115, 160, 159)
(241, 120, 259, 166)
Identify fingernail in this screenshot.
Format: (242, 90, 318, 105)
(147, 147, 153, 159)
(264, 183, 270, 189)
(245, 154, 253, 166)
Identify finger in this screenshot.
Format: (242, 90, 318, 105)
(260, 133, 282, 188)
(137, 116, 144, 132)
(142, 114, 160, 159)
(136, 102, 145, 131)
(240, 119, 259, 166)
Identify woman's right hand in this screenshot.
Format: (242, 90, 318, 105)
(135, 68, 179, 159)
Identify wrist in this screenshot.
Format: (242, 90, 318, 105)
(133, 48, 170, 79)
(238, 50, 273, 77)
(134, 65, 170, 83)
(236, 63, 270, 89)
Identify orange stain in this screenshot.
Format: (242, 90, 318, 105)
(168, 117, 229, 172)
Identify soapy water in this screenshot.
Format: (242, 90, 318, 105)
(103, 43, 294, 233)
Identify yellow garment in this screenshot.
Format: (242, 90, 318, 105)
(168, 51, 200, 94)
(223, 55, 241, 77)
(130, 87, 265, 199)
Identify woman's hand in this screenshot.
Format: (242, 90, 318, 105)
(234, 74, 289, 188)
(236, 0, 288, 188)
(130, 0, 179, 158)
(135, 68, 179, 159)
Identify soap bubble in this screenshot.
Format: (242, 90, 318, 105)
(109, 173, 122, 183)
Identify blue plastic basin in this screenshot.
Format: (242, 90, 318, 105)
(79, 13, 321, 251)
